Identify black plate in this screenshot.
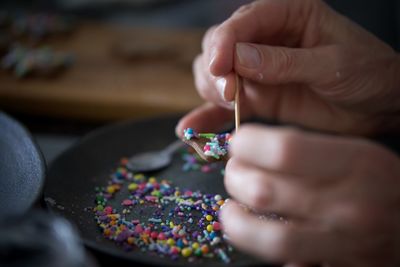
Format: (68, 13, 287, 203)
(44, 115, 274, 267)
(0, 112, 45, 220)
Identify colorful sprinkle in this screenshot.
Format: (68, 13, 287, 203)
(93, 159, 233, 263)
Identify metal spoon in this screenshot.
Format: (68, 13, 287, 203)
(126, 139, 184, 172)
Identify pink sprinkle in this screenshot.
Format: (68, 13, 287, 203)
(134, 224, 143, 234)
(138, 184, 146, 190)
(122, 199, 133, 206)
(171, 247, 179, 254)
(201, 165, 211, 173)
(213, 221, 221, 231)
(158, 232, 166, 240)
(150, 231, 158, 239)
(204, 145, 210, 151)
(145, 196, 158, 202)
(185, 191, 193, 197)
(104, 206, 113, 214)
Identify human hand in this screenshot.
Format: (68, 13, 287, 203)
(220, 124, 400, 267)
(177, 0, 400, 136)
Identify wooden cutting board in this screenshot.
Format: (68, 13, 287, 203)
(0, 22, 205, 121)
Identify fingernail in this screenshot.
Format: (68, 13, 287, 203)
(209, 47, 217, 68)
(221, 101, 235, 110)
(236, 43, 261, 68)
(216, 78, 226, 101)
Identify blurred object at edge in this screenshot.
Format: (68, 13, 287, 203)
(0, 211, 98, 267)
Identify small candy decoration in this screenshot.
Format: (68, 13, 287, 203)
(182, 128, 231, 162)
(93, 158, 233, 263)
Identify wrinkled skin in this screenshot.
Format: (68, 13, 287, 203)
(176, 0, 400, 136)
(221, 125, 400, 267)
(176, 0, 400, 266)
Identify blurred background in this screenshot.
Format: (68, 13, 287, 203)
(0, 0, 399, 164)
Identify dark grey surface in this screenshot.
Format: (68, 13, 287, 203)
(44, 115, 272, 267)
(35, 134, 79, 165)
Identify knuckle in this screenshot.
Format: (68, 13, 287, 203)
(352, 140, 398, 179)
(271, 128, 302, 170)
(247, 179, 270, 210)
(330, 45, 346, 64)
(272, 48, 296, 83)
(342, 203, 386, 232)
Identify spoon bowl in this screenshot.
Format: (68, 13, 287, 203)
(126, 139, 184, 172)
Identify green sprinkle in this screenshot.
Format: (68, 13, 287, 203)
(199, 133, 216, 139)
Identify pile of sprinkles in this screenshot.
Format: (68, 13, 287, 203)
(181, 148, 221, 173)
(93, 158, 233, 263)
(183, 128, 231, 161)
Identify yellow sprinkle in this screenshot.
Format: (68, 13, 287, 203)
(192, 242, 199, 249)
(128, 183, 138, 191)
(206, 224, 213, 232)
(103, 228, 111, 236)
(106, 186, 116, 194)
(167, 238, 175, 246)
(134, 174, 144, 180)
(205, 215, 213, 221)
(148, 177, 157, 183)
(181, 247, 192, 257)
(217, 200, 225, 206)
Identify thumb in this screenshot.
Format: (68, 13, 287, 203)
(234, 42, 340, 85)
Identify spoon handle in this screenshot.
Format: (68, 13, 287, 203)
(163, 139, 185, 155)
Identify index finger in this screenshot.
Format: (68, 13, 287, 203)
(210, 0, 323, 76)
(175, 103, 234, 138)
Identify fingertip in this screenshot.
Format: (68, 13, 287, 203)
(177, 103, 234, 134)
(223, 72, 237, 102)
(209, 48, 228, 76)
(208, 26, 235, 77)
(175, 116, 189, 138)
(219, 200, 243, 235)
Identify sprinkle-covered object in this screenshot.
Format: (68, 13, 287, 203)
(1, 44, 73, 78)
(182, 128, 231, 162)
(93, 158, 233, 263)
